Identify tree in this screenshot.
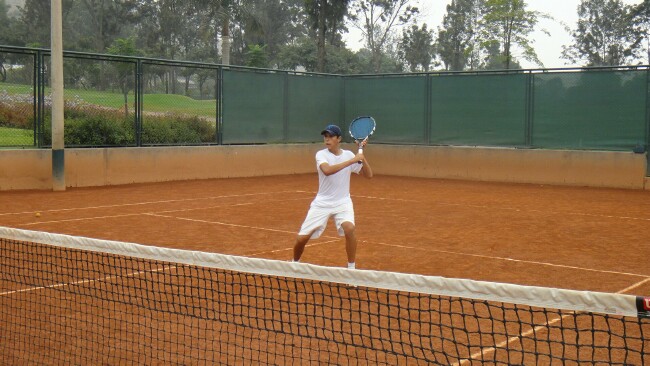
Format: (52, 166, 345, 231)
(629, 0, 650, 64)
(74, 0, 138, 53)
(226, 0, 306, 67)
(304, 0, 351, 72)
(481, 0, 547, 69)
(276, 37, 364, 73)
(398, 23, 435, 72)
(245, 44, 269, 67)
(481, 39, 521, 69)
(188, 0, 234, 64)
(351, 0, 418, 72)
(562, 0, 642, 66)
(0, 0, 12, 81)
(107, 37, 140, 116)
(235, 0, 306, 65)
(437, 0, 485, 71)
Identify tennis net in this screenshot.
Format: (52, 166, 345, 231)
(1, 226, 648, 365)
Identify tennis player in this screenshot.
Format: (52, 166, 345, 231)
(292, 124, 373, 269)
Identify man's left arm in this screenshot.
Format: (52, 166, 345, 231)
(360, 156, 373, 178)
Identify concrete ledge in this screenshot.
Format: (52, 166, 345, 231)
(0, 144, 647, 190)
(0, 144, 321, 190)
(369, 145, 647, 189)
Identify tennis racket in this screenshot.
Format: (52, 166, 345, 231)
(349, 116, 376, 157)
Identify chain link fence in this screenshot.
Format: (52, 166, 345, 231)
(1, 46, 648, 164)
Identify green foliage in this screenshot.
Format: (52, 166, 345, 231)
(398, 24, 436, 72)
(0, 126, 33, 146)
(41, 103, 135, 146)
(142, 114, 215, 145)
(37, 99, 215, 146)
(351, 0, 419, 72)
(304, 0, 352, 72)
(437, 0, 485, 71)
(563, 0, 642, 66)
(245, 44, 269, 68)
(276, 38, 366, 73)
(60, 116, 135, 146)
(482, 0, 547, 69)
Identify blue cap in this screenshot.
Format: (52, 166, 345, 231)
(321, 124, 342, 137)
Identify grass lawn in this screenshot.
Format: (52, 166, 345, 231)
(0, 127, 35, 147)
(1, 82, 216, 118)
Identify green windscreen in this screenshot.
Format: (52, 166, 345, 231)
(222, 69, 285, 144)
(532, 71, 647, 151)
(429, 73, 528, 147)
(345, 75, 427, 144)
(287, 75, 343, 142)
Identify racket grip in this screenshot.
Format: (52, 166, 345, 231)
(357, 147, 363, 164)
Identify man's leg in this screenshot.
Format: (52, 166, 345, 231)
(341, 221, 357, 268)
(293, 234, 312, 262)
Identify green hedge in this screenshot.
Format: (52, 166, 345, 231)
(6, 97, 219, 146)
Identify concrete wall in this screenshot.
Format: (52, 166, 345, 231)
(0, 145, 321, 190)
(0, 144, 647, 191)
(369, 145, 648, 190)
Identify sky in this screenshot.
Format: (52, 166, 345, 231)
(343, 0, 645, 69)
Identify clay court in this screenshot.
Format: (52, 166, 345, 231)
(2, 173, 650, 364)
(1, 173, 648, 296)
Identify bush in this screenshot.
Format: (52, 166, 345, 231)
(141, 113, 216, 145)
(0, 90, 34, 129)
(3, 91, 216, 146)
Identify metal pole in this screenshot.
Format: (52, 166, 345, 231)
(51, 0, 65, 191)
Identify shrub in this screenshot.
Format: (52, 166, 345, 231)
(3, 91, 216, 146)
(0, 90, 34, 129)
(141, 113, 216, 145)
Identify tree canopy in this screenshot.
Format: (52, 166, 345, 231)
(1, 0, 648, 74)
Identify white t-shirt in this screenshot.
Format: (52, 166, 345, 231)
(311, 148, 363, 208)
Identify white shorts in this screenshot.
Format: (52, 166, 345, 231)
(298, 202, 355, 239)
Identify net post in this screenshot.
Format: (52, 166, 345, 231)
(50, 0, 65, 191)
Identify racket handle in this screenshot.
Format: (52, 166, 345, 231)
(357, 147, 363, 164)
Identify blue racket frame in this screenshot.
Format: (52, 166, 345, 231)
(349, 116, 376, 154)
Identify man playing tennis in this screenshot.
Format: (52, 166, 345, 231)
(293, 124, 373, 269)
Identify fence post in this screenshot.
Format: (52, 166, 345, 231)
(645, 69, 650, 176)
(525, 71, 534, 148)
(135, 59, 142, 147)
(425, 74, 432, 145)
(216, 66, 223, 145)
(283, 71, 289, 143)
(37, 51, 46, 148)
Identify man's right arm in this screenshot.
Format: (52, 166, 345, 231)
(319, 154, 363, 176)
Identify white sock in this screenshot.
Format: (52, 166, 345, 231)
(347, 262, 355, 269)
(292, 259, 299, 263)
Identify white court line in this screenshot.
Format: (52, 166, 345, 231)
(19, 197, 308, 227)
(0, 190, 312, 216)
(18, 196, 312, 226)
(147, 213, 299, 235)
(11, 189, 646, 290)
(248, 239, 340, 257)
(353, 195, 650, 222)
(369, 240, 648, 278)
(19, 202, 255, 226)
(19, 204, 647, 280)
(454, 277, 650, 366)
(148, 211, 648, 280)
(0, 265, 176, 297)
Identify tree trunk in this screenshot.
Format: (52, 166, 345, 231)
(316, 2, 327, 72)
(222, 20, 231, 65)
(123, 91, 129, 118)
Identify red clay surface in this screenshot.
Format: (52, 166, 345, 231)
(1, 173, 648, 295)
